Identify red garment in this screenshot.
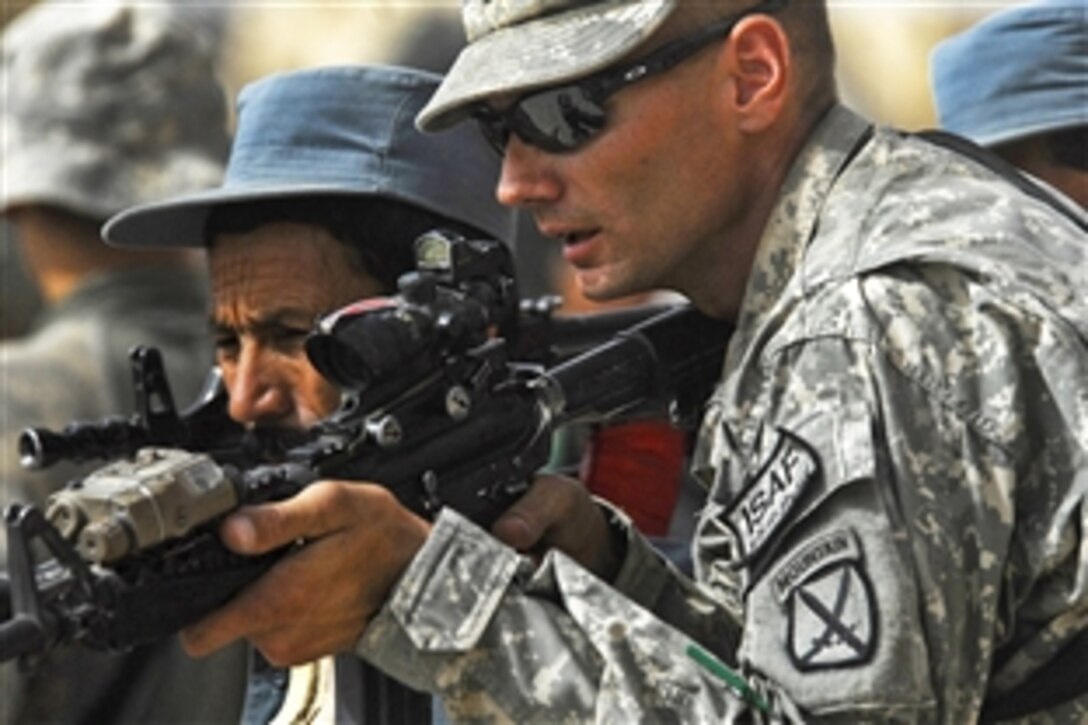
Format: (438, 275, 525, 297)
(580, 420, 686, 537)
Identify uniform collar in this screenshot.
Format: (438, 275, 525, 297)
(725, 104, 873, 372)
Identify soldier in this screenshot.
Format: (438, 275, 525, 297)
(931, 0, 1087, 212)
(173, 0, 1088, 721)
(0, 2, 250, 722)
(104, 64, 515, 724)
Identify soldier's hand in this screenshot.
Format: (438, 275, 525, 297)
(179, 481, 430, 666)
(491, 473, 620, 580)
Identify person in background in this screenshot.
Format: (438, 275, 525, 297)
(160, 0, 1087, 720)
(0, 1, 249, 722)
(104, 63, 516, 725)
(0, 232, 43, 339)
(931, 0, 1087, 211)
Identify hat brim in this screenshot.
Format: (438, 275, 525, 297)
(104, 182, 402, 248)
(417, 1, 677, 132)
(970, 114, 1087, 149)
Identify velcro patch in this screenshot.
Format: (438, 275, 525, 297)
(725, 429, 818, 559)
(786, 551, 876, 671)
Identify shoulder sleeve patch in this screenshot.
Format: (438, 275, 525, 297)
(725, 429, 819, 560)
(787, 555, 877, 671)
(772, 529, 859, 603)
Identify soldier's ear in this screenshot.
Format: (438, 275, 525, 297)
(716, 15, 791, 134)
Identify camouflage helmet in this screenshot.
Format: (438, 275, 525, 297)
(416, 0, 678, 131)
(0, 0, 230, 220)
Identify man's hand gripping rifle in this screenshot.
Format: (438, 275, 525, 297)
(0, 230, 732, 665)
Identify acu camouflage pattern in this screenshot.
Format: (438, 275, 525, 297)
(0, 1, 229, 219)
(694, 105, 1087, 720)
(417, 0, 675, 130)
(361, 506, 800, 722)
(359, 104, 1088, 722)
(462, 0, 671, 41)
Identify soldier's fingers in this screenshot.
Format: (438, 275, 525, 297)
(248, 614, 356, 667)
(179, 542, 313, 657)
(179, 595, 256, 657)
(220, 481, 359, 555)
(491, 474, 583, 551)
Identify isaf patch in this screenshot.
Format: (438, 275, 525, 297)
(725, 428, 819, 560)
(775, 530, 877, 672)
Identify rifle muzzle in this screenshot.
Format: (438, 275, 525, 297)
(18, 428, 61, 470)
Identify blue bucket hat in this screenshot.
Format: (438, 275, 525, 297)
(104, 64, 515, 247)
(931, 0, 1088, 147)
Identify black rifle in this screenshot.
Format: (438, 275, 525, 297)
(0, 230, 731, 665)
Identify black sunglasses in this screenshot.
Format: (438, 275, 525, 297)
(473, 0, 787, 155)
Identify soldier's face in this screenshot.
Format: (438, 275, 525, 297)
(209, 222, 384, 430)
(490, 21, 770, 319)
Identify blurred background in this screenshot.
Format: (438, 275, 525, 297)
(1, 0, 1027, 337)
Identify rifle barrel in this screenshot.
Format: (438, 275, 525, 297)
(543, 305, 732, 424)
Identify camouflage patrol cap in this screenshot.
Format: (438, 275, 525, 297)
(0, 1, 229, 220)
(416, 0, 678, 131)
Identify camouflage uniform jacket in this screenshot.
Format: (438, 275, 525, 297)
(357, 105, 1088, 722)
(0, 266, 250, 724)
